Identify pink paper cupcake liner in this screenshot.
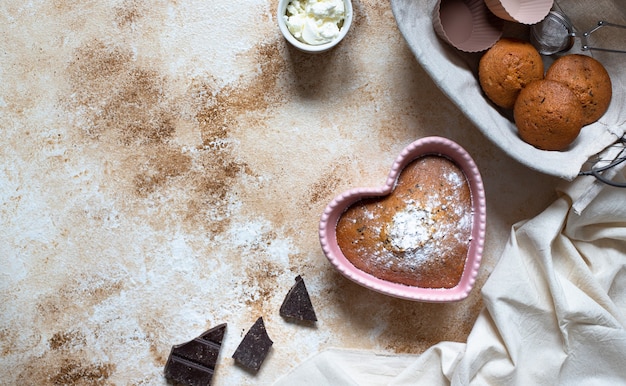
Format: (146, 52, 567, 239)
(484, 0, 554, 25)
(433, 0, 504, 52)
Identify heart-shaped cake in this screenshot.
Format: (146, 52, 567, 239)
(319, 136, 486, 302)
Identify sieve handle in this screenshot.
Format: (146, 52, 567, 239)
(576, 21, 626, 54)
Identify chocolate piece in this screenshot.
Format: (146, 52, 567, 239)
(164, 323, 227, 386)
(279, 275, 317, 322)
(232, 317, 273, 372)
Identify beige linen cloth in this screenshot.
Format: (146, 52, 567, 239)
(275, 171, 626, 385)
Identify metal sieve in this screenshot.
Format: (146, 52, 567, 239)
(530, 10, 626, 55)
(530, 11, 575, 55)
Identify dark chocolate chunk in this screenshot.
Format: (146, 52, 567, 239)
(280, 275, 317, 322)
(164, 323, 227, 386)
(232, 317, 273, 372)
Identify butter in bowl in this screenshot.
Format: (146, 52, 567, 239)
(277, 0, 353, 53)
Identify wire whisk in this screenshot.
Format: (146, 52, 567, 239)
(579, 135, 626, 188)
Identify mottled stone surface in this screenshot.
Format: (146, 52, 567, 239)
(0, 0, 560, 384)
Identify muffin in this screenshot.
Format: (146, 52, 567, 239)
(335, 155, 473, 289)
(514, 79, 584, 151)
(545, 54, 612, 125)
(479, 38, 544, 109)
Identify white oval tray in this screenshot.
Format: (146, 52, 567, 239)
(391, 0, 625, 180)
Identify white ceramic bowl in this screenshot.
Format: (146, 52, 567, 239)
(319, 137, 487, 302)
(277, 0, 353, 53)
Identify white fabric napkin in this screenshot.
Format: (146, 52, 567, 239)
(274, 171, 626, 385)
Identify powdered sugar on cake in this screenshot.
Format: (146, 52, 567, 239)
(386, 203, 435, 251)
(381, 186, 471, 272)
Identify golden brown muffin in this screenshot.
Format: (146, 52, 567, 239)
(514, 80, 584, 151)
(545, 54, 612, 125)
(479, 38, 544, 109)
(335, 156, 472, 289)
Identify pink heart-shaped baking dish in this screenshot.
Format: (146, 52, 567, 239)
(319, 136, 486, 302)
